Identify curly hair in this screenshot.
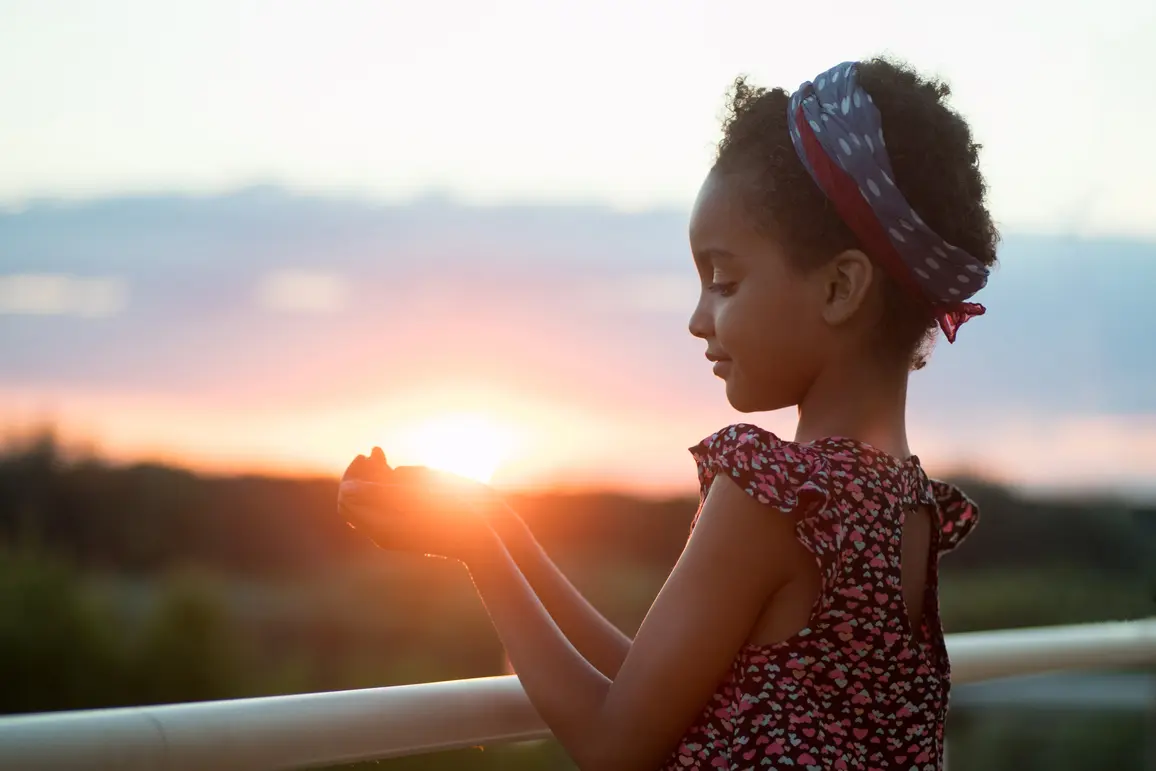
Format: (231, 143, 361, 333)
(713, 57, 1000, 370)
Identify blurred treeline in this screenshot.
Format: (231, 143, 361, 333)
(1, 429, 1153, 771)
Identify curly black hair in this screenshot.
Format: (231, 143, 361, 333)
(713, 57, 1000, 370)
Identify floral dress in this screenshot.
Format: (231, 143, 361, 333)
(663, 424, 979, 771)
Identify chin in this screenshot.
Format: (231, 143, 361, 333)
(725, 380, 794, 414)
(724, 383, 764, 414)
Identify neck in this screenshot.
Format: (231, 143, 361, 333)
(793, 353, 913, 460)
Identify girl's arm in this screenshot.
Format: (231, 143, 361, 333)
(488, 508, 633, 678)
(344, 452, 633, 677)
(465, 475, 810, 771)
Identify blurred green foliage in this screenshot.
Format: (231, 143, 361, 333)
(0, 428, 1153, 770)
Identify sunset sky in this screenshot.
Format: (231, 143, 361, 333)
(2, 0, 1154, 497)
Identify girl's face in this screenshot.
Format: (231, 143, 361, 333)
(687, 169, 834, 413)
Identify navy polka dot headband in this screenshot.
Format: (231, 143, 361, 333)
(788, 62, 990, 342)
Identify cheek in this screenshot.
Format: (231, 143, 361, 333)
(716, 288, 790, 351)
(712, 299, 745, 348)
(720, 285, 824, 375)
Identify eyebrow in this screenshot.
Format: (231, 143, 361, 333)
(693, 248, 740, 264)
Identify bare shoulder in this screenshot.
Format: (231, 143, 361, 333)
(684, 472, 815, 602)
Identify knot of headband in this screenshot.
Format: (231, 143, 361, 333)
(787, 61, 990, 343)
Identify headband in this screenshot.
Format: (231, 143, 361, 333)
(787, 62, 989, 342)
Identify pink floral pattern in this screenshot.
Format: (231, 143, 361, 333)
(664, 424, 978, 771)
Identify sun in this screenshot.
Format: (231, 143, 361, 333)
(395, 413, 515, 484)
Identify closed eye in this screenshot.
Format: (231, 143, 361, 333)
(707, 281, 737, 297)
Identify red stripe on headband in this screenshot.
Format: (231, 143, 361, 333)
(793, 108, 984, 343)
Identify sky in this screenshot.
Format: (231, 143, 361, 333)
(2, 193, 1154, 497)
(2, 0, 1155, 237)
(2, 0, 1155, 497)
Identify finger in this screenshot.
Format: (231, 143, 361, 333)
(345, 455, 395, 485)
(368, 448, 393, 482)
(391, 465, 437, 485)
(342, 454, 371, 483)
(339, 479, 387, 502)
(341, 484, 418, 519)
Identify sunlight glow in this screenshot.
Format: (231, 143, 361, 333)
(392, 413, 516, 484)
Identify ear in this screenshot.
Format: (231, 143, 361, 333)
(820, 249, 874, 326)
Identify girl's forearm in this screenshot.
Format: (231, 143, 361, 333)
(489, 508, 633, 678)
(465, 537, 613, 767)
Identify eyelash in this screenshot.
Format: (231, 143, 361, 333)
(707, 281, 737, 297)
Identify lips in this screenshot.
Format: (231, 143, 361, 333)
(706, 352, 732, 377)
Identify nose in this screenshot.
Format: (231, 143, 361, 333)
(688, 292, 714, 340)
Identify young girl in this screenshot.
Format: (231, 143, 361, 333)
(340, 56, 995, 771)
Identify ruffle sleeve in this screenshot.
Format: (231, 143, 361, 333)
(930, 480, 980, 553)
(689, 423, 842, 583)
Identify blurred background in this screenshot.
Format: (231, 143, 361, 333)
(1, 1, 1154, 769)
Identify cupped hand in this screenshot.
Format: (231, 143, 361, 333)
(338, 448, 502, 562)
(342, 446, 394, 485)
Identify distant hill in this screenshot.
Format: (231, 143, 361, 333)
(0, 434, 1152, 581)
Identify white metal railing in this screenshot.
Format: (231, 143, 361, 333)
(0, 618, 1153, 771)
